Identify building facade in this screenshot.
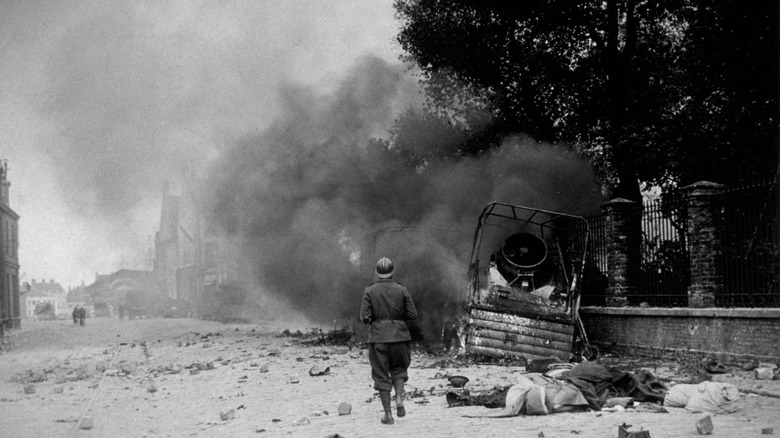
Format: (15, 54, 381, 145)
(0, 161, 20, 329)
(22, 279, 68, 319)
(81, 269, 158, 317)
(153, 174, 250, 318)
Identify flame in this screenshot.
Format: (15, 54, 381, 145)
(338, 231, 361, 268)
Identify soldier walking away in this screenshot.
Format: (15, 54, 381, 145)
(78, 306, 86, 326)
(359, 257, 418, 425)
(72, 306, 79, 325)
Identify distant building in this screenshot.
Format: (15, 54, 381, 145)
(0, 161, 20, 329)
(153, 175, 251, 317)
(155, 182, 182, 301)
(22, 279, 68, 319)
(81, 269, 158, 317)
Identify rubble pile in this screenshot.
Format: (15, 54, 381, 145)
(277, 327, 356, 347)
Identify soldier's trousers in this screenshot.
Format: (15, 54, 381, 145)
(368, 341, 411, 391)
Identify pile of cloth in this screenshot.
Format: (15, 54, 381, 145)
(463, 373, 590, 417)
(563, 361, 667, 410)
(460, 361, 669, 417)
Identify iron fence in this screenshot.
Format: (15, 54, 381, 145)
(637, 192, 689, 307)
(716, 179, 779, 307)
(579, 210, 607, 307)
(581, 179, 778, 308)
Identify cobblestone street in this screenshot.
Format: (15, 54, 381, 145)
(1, 318, 778, 438)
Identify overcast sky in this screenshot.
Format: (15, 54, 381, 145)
(0, 0, 410, 288)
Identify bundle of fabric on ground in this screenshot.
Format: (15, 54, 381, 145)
(446, 386, 511, 408)
(563, 361, 667, 410)
(663, 381, 740, 413)
(463, 374, 590, 417)
(458, 361, 669, 417)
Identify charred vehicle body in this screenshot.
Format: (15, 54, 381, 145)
(463, 202, 592, 361)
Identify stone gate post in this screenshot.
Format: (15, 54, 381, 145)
(683, 181, 724, 308)
(602, 198, 642, 307)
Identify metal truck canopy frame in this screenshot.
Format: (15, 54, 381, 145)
(463, 202, 590, 361)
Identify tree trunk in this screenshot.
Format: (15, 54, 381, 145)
(606, 0, 641, 203)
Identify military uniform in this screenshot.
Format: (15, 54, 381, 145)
(359, 278, 418, 391)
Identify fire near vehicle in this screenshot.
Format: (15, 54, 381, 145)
(463, 202, 594, 361)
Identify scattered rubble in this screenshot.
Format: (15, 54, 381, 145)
(12, 370, 47, 384)
(277, 327, 355, 347)
(743, 360, 759, 371)
(220, 408, 235, 421)
(618, 423, 650, 438)
(79, 416, 94, 430)
(3, 319, 778, 436)
(695, 414, 714, 435)
(309, 365, 330, 376)
(338, 402, 351, 415)
(185, 361, 215, 371)
(292, 417, 310, 426)
(755, 368, 775, 380)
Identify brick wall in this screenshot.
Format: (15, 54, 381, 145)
(580, 307, 780, 363)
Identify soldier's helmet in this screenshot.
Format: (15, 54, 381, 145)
(375, 257, 394, 279)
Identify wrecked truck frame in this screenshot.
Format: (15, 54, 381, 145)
(463, 202, 593, 362)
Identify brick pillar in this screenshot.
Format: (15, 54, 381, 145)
(684, 181, 724, 308)
(602, 198, 641, 307)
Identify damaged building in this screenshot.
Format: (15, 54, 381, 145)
(154, 175, 253, 320)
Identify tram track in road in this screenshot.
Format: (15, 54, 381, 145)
(67, 325, 164, 435)
(68, 342, 123, 435)
(63, 321, 244, 436)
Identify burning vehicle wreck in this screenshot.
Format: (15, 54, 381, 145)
(462, 202, 593, 362)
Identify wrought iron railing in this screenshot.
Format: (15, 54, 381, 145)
(581, 179, 778, 308)
(715, 179, 778, 307)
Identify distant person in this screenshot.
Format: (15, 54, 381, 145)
(72, 306, 79, 325)
(78, 306, 86, 326)
(118, 305, 125, 321)
(359, 257, 418, 425)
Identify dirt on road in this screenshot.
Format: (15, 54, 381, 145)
(0, 318, 778, 438)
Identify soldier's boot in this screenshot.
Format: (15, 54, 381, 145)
(393, 378, 406, 417)
(379, 390, 394, 424)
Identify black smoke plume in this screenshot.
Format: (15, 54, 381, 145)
(205, 56, 603, 338)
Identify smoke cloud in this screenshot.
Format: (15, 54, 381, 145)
(10, 1, 402, 286)
(205, 56, 604, 336)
